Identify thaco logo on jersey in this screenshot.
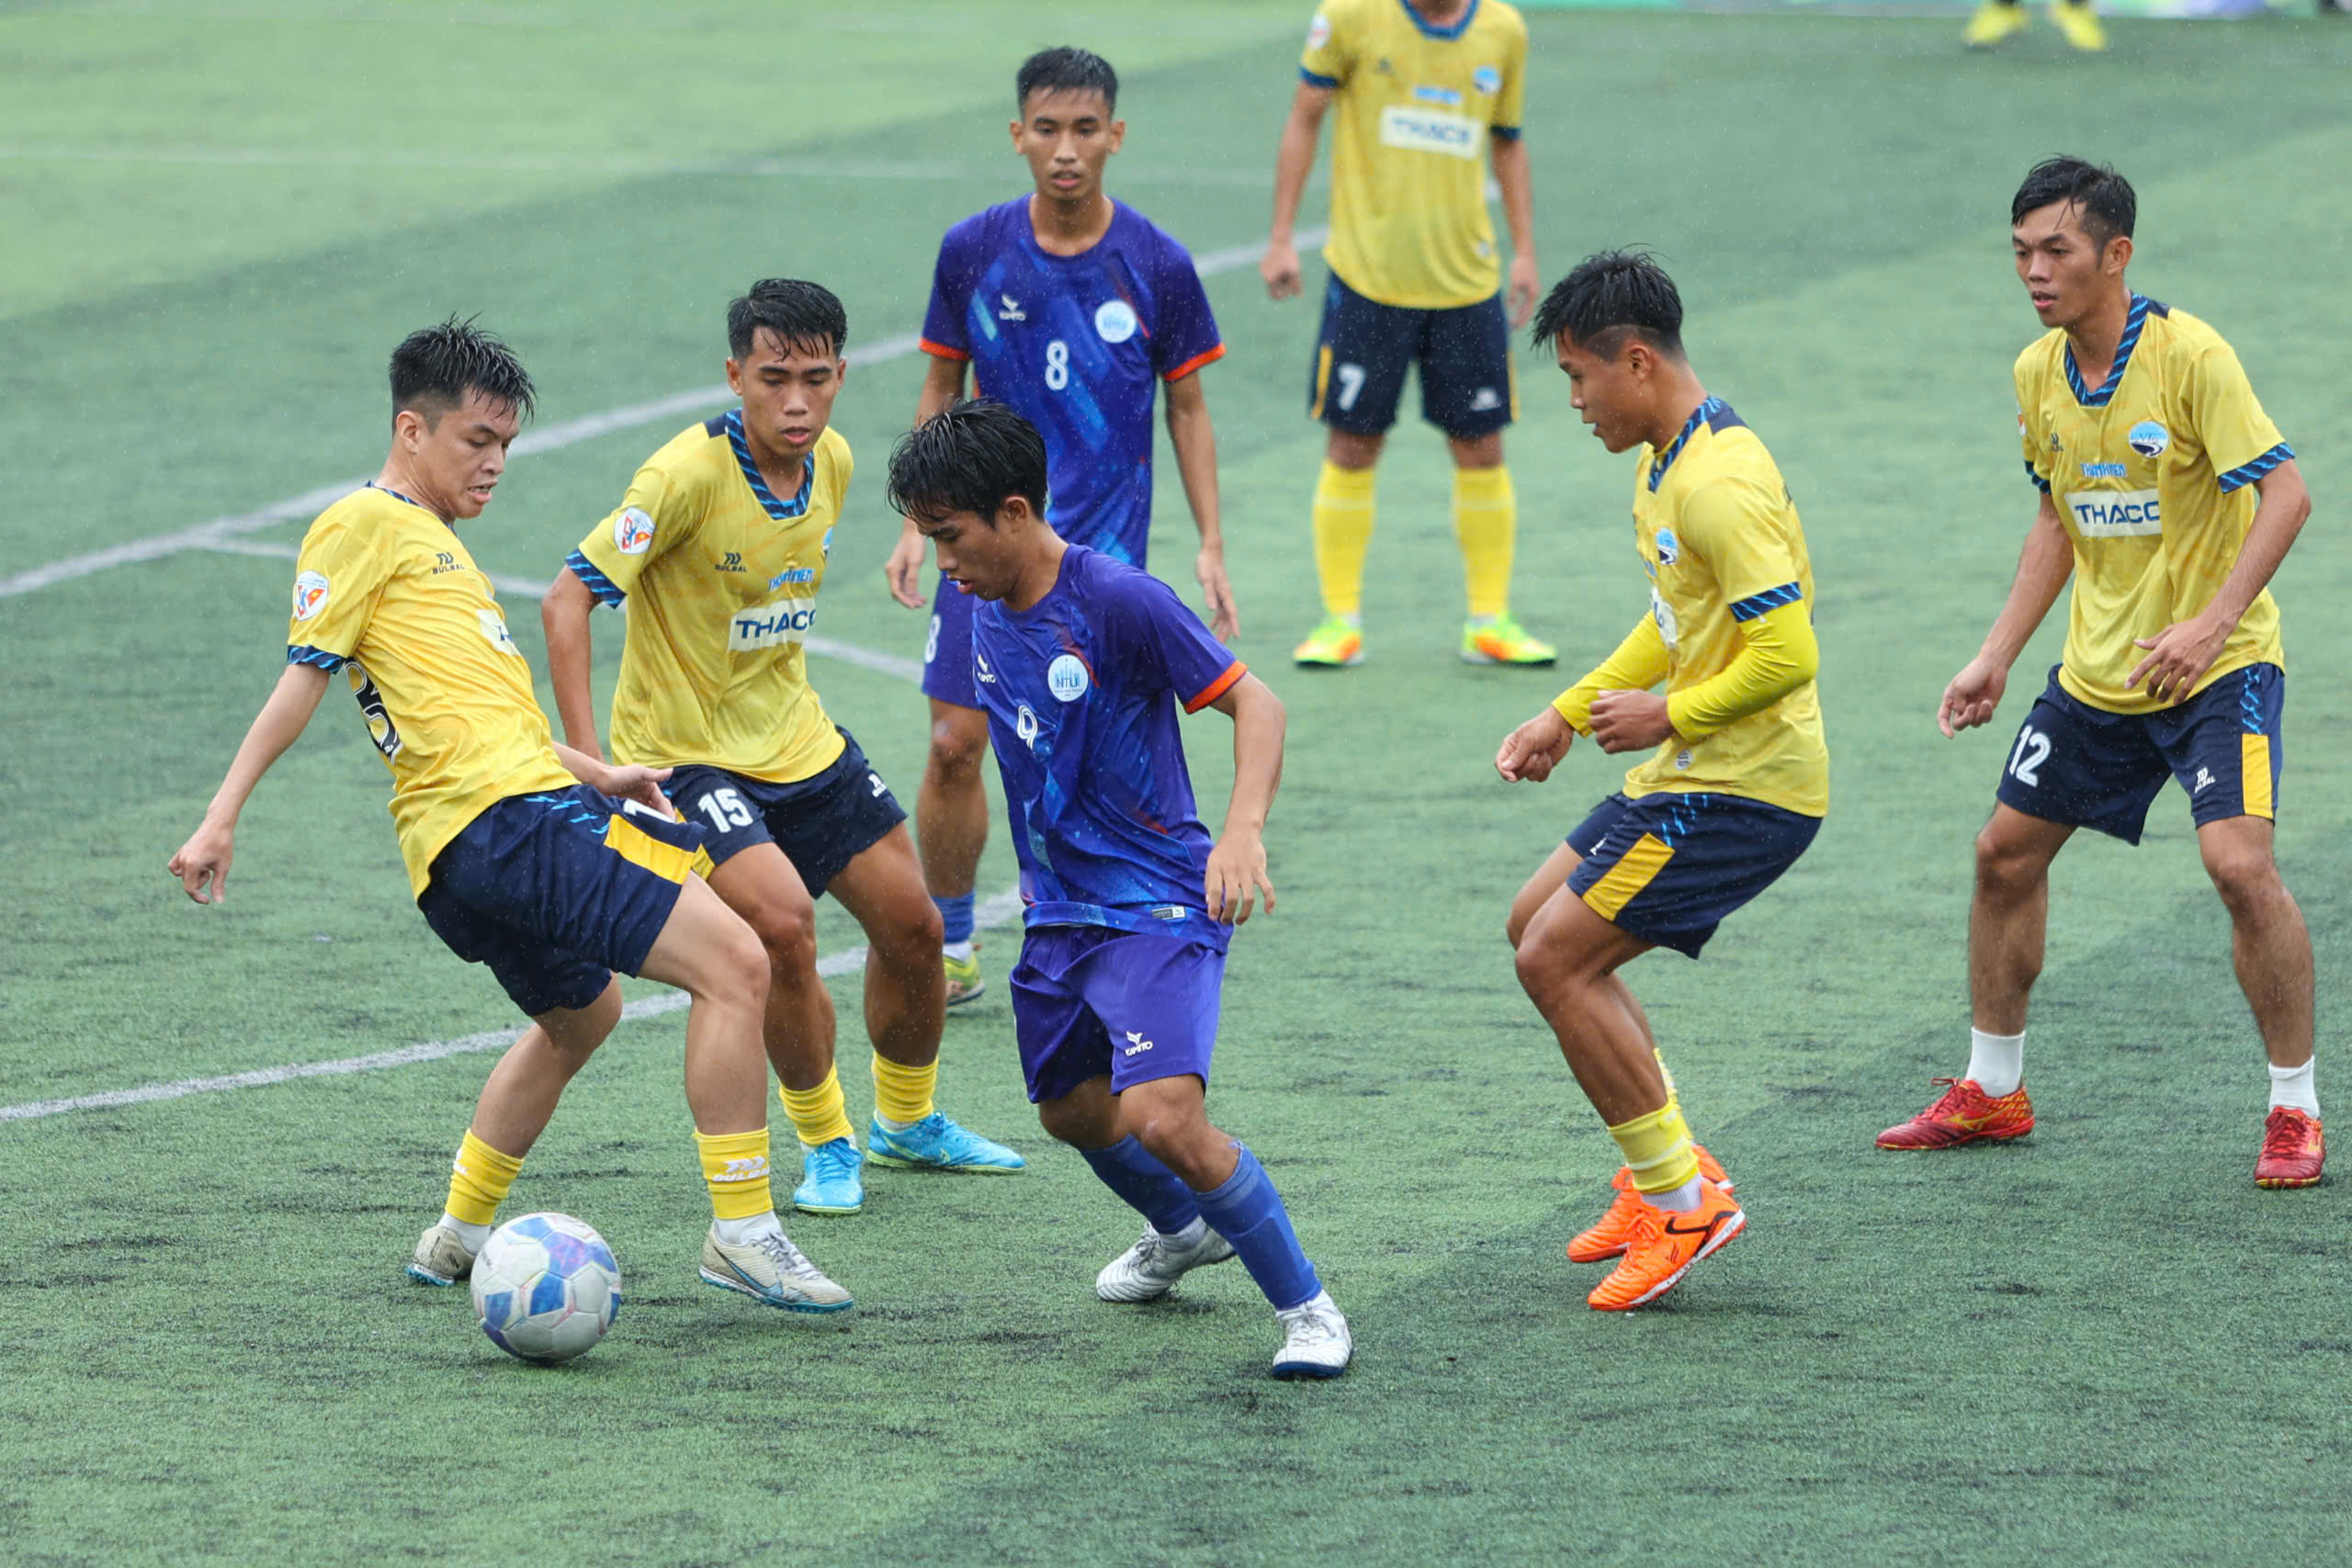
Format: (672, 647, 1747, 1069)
(1094, 299, 1138, 344)
(2064, 489, 2162, 537)
(292, 570, 330, 622)
(1046, 653, 1091, 702)
(728, 597, 818, 651)
(615, 506, 655, 555)
(1376, 106, 1479, 159)
(2128, 421, 2170, 459)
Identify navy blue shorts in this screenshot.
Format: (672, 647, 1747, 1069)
(1009, 925, 1226, 1105)
(1565, 791, 1821, 959)
(666, 728, 906, 897)
(417, 784, 710, 1018)
(1308, 273, 1514, 438)
(1995, 663, 2283, 844)
(921, 578, 981, 708)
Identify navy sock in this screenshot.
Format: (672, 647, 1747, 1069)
(1193, 1145, 1321, 1311)
(935, 892, 975, 946)
(1078, 1136, 1202, 1235)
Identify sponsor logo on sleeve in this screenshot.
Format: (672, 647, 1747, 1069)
(1093, 299, 1138, 344)
(1376, 105, 1480, 160)
(615, 506, 655, 556)
(1473, 64, 1502, 96)
(727, 597, 819, 651)
(2064, 488, 2162, 538)
(1046, 653, 1092, 702)
(292, 570, 330, 621)
(2128, 421, 2170, 458)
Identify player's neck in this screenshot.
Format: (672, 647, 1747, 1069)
(373, 457, 453, 524)
(1004, 535, 1071, 614)
(2062, 282, 2133, 383)
(1027, 190, 1114, 257)
(1641, 372, 1713, 455)
(1408, 0, 1475, 25)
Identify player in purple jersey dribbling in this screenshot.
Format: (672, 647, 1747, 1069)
(888, 400, 1351, 1381)
(884, 47, 1238, 1010)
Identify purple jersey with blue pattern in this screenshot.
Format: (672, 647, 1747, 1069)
(971, 547, 1246, 949)
(920, 198, 1224, 566)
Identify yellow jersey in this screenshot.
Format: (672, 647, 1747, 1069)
(569, 412, 851, 784)
(1583, 400, 1828, 818)
(286, 485, 577, 897)
(2017, 294, 2292, 716)
(1300, 0, 1527, 310)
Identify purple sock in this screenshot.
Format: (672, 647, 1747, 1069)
(1079, 1135, 1202, 1235)
(1193, 1145, 1321, 1311)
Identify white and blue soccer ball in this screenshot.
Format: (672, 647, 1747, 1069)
(469, 1212, 621, 1364)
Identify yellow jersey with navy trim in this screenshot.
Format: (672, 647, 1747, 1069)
(2017, 294, 2291, 716)
(1623, 400, 1828, 818)
(286, 485, 578, 897)
(1299, 0, 1527, 310)
(569, 412, 850, 784)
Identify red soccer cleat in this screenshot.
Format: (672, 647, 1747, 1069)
(1876, 1077, 2035, 1150)
(2256, 1106, 2325, 1189)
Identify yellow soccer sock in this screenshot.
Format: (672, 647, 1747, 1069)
(871, 1052, 938, 1130)
(780, 1067, 856, 1148)
(1453, 465, 1516, 620)
(444, 1130, 524, 1227)
(1606, 1099, 1702, 1196)
(1311, 461, 1376, 619)
(694, 1126, 777, 1221)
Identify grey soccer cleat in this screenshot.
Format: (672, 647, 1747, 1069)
(1094, 1221, 1236, 1303)
(406, 1222, 477, 1286)
(699, 1226, 854, 1314)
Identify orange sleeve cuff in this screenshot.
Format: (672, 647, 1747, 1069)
(1161, 344, 1227, 383)
(1184, 660, 1247, 713)
(918, 338, 970, 363)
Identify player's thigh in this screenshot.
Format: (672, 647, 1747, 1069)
(1508, 840, 1583, 948)
(705, 840, 818, 970)
(920, 581, 981, 708)
(2194, 811, 2285, 909)
(1975, 802, 2075, 886)
(1993, 670, 2171, 844)
(1561, 792, 1819, 963)
(827, 823, 944, 962)
(636, 873, 766, 1001)
(1010, 928, 1118, 1107)
(1308, 273, 1413, 435)
(532, 976, 626, 1061)
(1515, 876, 1653, 994)
(2151, 661, 2284, 832)
(1418, 293, 1513, 439)
(763, 729, 910, 901)
(419, 878, 615, 1021)
(1035, 1074, 1119, 1147)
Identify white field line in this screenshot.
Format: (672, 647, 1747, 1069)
(0, 225, 1326, 603)
(0, 893, 1025, 1125)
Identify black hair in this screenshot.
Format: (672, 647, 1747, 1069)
(388, 316, 535, 425)
(886, 399, 1050, 526)
(1016, 46, 1117, 115)
(1529, 249, 1684, 359)
(2011, 157, 2135, 247)
(727, 277, 848, 362)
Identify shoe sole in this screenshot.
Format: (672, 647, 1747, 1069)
(792, 1196, 865, 1215)
(1294, 657, 1366, 669)
(1594, 1210, 1747, 1311)
(1876, 1122, 2034, 1150)
(2256, 1173, 2324, 1189)
(865, 1150, 1024, 1173)
(1460, 650, 1557, 666)
(1272, 1357, 1350, 1381)
(944, 983, 987, 1008)
(404, 1263, 464, 1286)
(698, 1268, 856, 1314)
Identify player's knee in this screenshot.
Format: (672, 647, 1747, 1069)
(2202, 842, 2280, 919)
(1973, 824, 2044, 896)
(746, 897, 819, 980)
(926, 721, 987, 784)
(705, 916, 773, 1006)
(1035, 1097, 1091, 1146)
(1128, 1106, 1209, 1168)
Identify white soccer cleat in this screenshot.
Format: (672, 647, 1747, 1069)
(699, 1226, 854, 1314)
(1272, 1290, 1352, 1380)
(405, 1222, 477, 1286)
(1094, 1221, 1236, 1302)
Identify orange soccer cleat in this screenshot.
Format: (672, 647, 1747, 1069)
(1876, 1077, 2035, 1150)
(1566, 1144, 1733, 1263)
(2256, 1107, 2325, 1189)
(1586, 1179, 1745, 1311)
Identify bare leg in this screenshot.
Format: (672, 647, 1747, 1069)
(2199, 815, 2315, 1069)
(827, 825, 947, 1068)
(916, 699, 991, 908)
(634, 875, 774, 1134)
(1968, 805, 2075, 1036)
(1513, 883, 1664, 1124)
(1507, 842, 1657, 1062)
(707, 843, 834, 1092)
(1325, 429, 1385, 471)
(467, 979, 624, 1155)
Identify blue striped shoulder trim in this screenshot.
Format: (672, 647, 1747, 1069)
(1490, 124, 1521, 141)
(565, 548, 627, 607)
(2217, 442, 2292, 495)
(2024, 459, 2052, 494)
(1299, 67, 1340, 88)
(287, 645, 346, 673)
(1729, 582, 1804, 622)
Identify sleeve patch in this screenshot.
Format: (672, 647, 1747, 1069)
(1728, 582, 1804, 622)
(292, 570, 330, 622)
(2217, 442, 2293, 495)
(565, 549, 628, 608)
(613, 506, 655, 556)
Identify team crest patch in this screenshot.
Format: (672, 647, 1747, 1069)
(1047, 653, 1091, 703)
(2128, 420, 2170, 458)
(1654, 528, 1679, 566)
(1473, 64, 1501, 95)
(1094, 299, 1138, 344)
(292, 570, 330, 622)
(1306, 12, 1330, 49)
(615, 506, 655, 556)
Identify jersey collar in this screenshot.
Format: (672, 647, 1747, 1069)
(2063, 291, 2150, 409)
(366, 480, 446, 524)
(1398, 0, 1480, 39)
(1647, 396, 1724, 493)
(724, 409, 814, 520)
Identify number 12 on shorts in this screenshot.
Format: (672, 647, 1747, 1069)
(2007, 725, 2050, 787)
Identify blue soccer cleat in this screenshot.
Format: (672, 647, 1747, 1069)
(792, 1136, 865, 1215)
(865, 1111, 1026, 1173)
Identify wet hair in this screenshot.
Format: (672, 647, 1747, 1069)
(886, 399, 1049, 526)
(1016, 46, 1118, 115)
(727, 277, 848, 362)
(1529, 249, 1684, 360)
(2011, 157, 2135, 248)
(388, 316, 535, 425)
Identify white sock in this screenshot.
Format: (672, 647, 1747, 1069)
(2268, 1059, 2320, 1117)
(440, 1213, 492, 1250)
(711, 1210, 785, 1247)
(944, 940, 976, 963)
(1159, 1215, 1209, 1245)
(1639, 1175, 1703, 1213)
(1967, 1028, 2026, 1098)
(875, 1113, 916, 1134)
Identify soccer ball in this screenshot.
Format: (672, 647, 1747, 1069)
(469, 1212, 621, 1364)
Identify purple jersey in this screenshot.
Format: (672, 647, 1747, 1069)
(919, 198, 1224, 566)
(970, 547, 1245, 949)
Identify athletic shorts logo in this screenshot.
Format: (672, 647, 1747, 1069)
(477, 606, 520, 653)
(1046, 653, 1091, 702)
(1094, 299, 1138, 344)
(1015, 704, 1041, 747)
(292, 570, 330, 622)
(1473, 64, 1501, 96)
(2064, 488, 2162, 538)
(1468, 387, 1501, 412)
(727, 596, 818, 651)
(1121, 1030, 1155, 1058)
(615, 506, 655, 556)
(2128, 421, 2170, 459)
(1654, 527, 1679, 567)
(1376, 106, 1479, 159)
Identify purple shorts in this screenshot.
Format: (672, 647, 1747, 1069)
(1009, 925, 1225, 1104)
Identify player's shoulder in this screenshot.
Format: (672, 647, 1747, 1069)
(2013, 328, 2067, 388)
(942, 197, 1028, 255)
(647, 416, 733, 476)
(1110, 200, 1195, 265)
(815, 425, 853, 481)
(1069, 546, 1166, 610)
(2139, 298, 2233, 363)
(1474, 0, 1531, 41)
(305, 485, 422, 551)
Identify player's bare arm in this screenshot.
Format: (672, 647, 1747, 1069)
(1261, 81, 1332, 301)
(1495, 705, 1573, 784)
(1162, 369, 1238, 640)
(1490, 134, 1540, 329)
(2127, 457, 2311, 703)
(541, 563, 605, 759)
(548, 740, 676, 819)
(1203, 672, 1284, 923)
(166, 661, 333, 904)
(1939, 492, 2073, 739)
(886, 355, 973, 608)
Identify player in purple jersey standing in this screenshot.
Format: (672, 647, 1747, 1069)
(888, 400, 1351, 1380)
(884, 47, 1238, 1010)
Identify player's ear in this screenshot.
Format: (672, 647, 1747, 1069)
(2102, 234, 2133, 276)
(724, 357, 744, 397)
(1107, 118, 1125, 154)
